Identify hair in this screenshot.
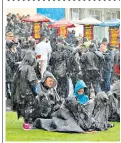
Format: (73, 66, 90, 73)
(102, 38, 108, 42)
(100, 42, 105, 46)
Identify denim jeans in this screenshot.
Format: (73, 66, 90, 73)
(101, 71, 111, 92)
(86, 81, 101, 96)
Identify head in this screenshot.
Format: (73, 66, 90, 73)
(42, 71, 57, 89)
(8, 13, 12, 18)
(102, 38, 108, 46)
(16, 13, 20, 18)
(83, 37, 88, 43)
(89, 43, 97, 52)
(44, 77, 55, 88)
(12, 14, 16, 21)
(72, 30, 75, 35)
(99, 42, 107, 53)
(21, 51, 37, 67)
(74, 80, 87, 96)
(6, 32, 14, 41)
(57, 36, 64, 43)
(22, 41, 30, 49)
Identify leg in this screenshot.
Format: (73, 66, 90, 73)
(85, 82, 91, 98)
(104, 72, 111, 92)
(40, 60, 48, 78)
(92, 81, 101, 95)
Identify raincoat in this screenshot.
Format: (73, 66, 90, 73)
(35, 71, 61, 118)
(74, 80, 89, 104)
(33, 91, 112, 132)
(12, 51, 38, 123)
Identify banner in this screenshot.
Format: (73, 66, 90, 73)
(84, 25, 94, 40)
(58, 26, 67, 38)
(33, 22, 41, 39)
(109, 27, 119, 46)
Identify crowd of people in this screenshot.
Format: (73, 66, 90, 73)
(5, 13, 120, 132)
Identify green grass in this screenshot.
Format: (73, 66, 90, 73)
(6, 111, 120, 141)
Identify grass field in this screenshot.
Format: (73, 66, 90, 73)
(6, 111, 120, 141)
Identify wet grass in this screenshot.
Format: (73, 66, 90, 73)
(6, 111, 120, 141)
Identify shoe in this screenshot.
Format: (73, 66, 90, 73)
(23, 122, 32, 130)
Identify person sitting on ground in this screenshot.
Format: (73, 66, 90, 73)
(35, 71, 61, 118)
(73, 80, 89, 104)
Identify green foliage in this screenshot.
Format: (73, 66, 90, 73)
(6, 112, 120, 141)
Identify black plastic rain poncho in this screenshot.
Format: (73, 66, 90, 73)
(12, 51, 38, 123)
(33, 91, 112, 132)
(108, 80, 120, 121)
(34, 71, 61, 118)
(80, 44, 104, 95)
(6, 48, 19, 82)
(49, 43, 68, 98)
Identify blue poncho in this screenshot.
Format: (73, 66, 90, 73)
(74, 80, 89, 104)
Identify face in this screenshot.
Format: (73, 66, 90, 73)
(78, 88, 84, 95)
(6, 35, 14, 41)
(45, 77, 55, 88)
(100, 44, 106, 52)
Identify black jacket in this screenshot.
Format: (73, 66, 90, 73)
(80, 48, 104, 82)
(103, 50, 113, 73)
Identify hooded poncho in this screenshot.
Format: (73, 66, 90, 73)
(74, 80, 89, 104)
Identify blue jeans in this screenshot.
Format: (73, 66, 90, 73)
(86, 81, 101, 96)
(101, 71, 111, 92)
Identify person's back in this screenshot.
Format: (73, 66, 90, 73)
(35, 36, 52, 78)
(50, 38, 67, 77)
(103, 49, 112, 73)
(80, 43, 101, 75)
(35, 41, 52, 60)
(80, 43, 103, 95)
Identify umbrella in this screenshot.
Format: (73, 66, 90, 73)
(74, 17, 101, 25)
(97, 19, 120, 27)
(48, 18, 75, 28)
(22, 14, 51, 22)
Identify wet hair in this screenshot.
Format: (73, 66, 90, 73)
(45, 76, 54, 81)
(100, 42, 105, 46)
(83, 37, 88, 43)
(102, 38, 108, 43)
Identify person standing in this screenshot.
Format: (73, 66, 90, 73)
(6, 41, 19, 98)
(35, 36, 52, 79)
(6, 41, 19, 110)
(49, 36, 69, 99)
(100, 42, 113, 93)
(12, 51, 38, 130)
(80, 43, 104, 96)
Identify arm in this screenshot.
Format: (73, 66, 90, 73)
(27, 66, 38, 96)
(6, 52, 16, 69)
